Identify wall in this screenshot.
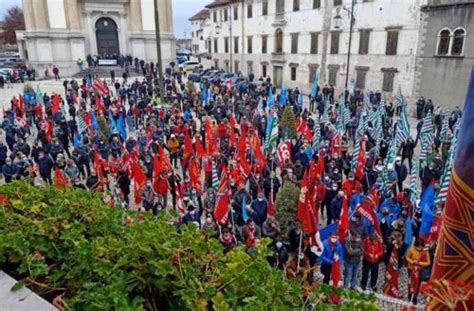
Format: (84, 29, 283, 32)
(417, 4, 474, 109)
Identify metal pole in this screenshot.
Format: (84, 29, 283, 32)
(154, 0, 165, 99)
(345, 0, 355, 89)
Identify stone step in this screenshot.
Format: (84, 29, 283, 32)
(72, 66, 130, 78)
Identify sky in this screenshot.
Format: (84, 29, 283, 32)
(0, 0, 209, 38)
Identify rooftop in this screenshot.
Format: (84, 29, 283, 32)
(189, 9, 210, 21)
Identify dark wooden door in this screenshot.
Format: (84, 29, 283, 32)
(95, 17, 119, 55)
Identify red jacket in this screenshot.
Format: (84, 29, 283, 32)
(363, 238, 383, 263)
(154, 176, 169, 194)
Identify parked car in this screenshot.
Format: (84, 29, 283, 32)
(179, 60, 200, 71)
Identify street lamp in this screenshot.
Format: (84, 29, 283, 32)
(333, 0, 356, 90)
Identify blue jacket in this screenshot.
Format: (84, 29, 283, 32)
(294, 151, 309, 168)
(38, 156, 54, 177)
(330, 196, 343, 220)
(319, 239, 344, 265)
(251, 199, 268, 226)
(2, 163, 18, 178)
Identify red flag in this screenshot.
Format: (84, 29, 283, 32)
(93, 147, 104, 179)
(183, 126, 194, 163)
(213, 169, 230, 225)
(152, 153, 163, 179)
(276, 140, 292, 165)
(237, 128, 251, 178)
(267, 191, 275, 217)
(44, 118, 54, 142)
(188, 158, 202, 194)
(252, 130, 266, 168)
(384, 247, 401, 298)
(328, 259, 342, 304)
(131, 161, 147, 204)
(356, 194, 382, 240)
(18, 94, 25, 119)
(427, 213, 442, 244)
(297, 173, 317, 235)
(355, 134, 367, 181)
(205, 119, 218, 156)
(93, 79, 109, 95)
(194, 135, 206, 158)
(95, 96, 105, 115)
(229, 113, 237, 146)
(331, 132, 342, 158)
(54, 167, 68, 189)
(337, 197, 349, 241)
(158, 145, 171, 173)
(174, 182, 186, 215)
(51, 95, 61, 114)
(297, 120, 313, 141)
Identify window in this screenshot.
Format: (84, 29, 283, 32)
(213, 11, 217, 23)
(200, 36, 203, 40)
(276, 0, 285, 14)
(310, 32, 319, 54)
(382, 70, 396, 92)
(262, 0, 268, 16)
(359, 29, 370, 55)
(247, 4, 253, 18)
(334, 0, 342, 5)
(247, 62, 253, 75)
(214, 59, 219, 69)
(275, 29, 283, 53)
(291, 67, 297, 81)
(308, 66, 318, 83)
(330, 32, 340, 54)
(451, 28, 465, 56)
(214, 39, 218, 53)
(386, 30, 399, 55)
(355, 69, 368, 89)
(291, 33, 299, 54)
(262, 65, 267, 77)
(225, 37, 229, 53)
(437, 29, 451, 55)
(225, 61, 229, 71)
(191, 31, 194, 38)
(234, 6, 238, 20)
(207, 39, 211, 53)
(247, 36, 253, 54)
(293, 0, 300, 11)
(224, 8, 228, 21)
(313, 0, 321, 9)
(234, 37, 239, 53)
(262, 35, 268, 53)
(234, 61, 239, 73)
(328, 66, 338, 85)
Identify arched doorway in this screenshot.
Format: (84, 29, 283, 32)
(95, 17, 119, 56)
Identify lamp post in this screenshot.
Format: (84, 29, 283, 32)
(153, 0, 165, 99)
(333, 0, 356, 90)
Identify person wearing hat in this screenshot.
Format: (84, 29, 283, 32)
(394, 156, 408, 194)
(242, 219, 261, 249)
(319, 231, 344, 284)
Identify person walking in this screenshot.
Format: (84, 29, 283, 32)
(360, 233, 383, 292)
(52, 66, 60, 81)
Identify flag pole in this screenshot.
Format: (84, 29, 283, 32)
(296, 230, 303, 272)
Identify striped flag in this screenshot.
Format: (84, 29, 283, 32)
(312, 116, 321, 153)
(264, 114, 279, 155)
(394, 84, 404, 109)
(78, 115, 88, 133)
(395, 105, 410, 145)
(409, 160, 418, 205)
(322, 98, 330, 124)
(439, 114, 449, 141)
(352, 115, 366, 170)
(419, 112, 434, 163)
(212, 160, 219, 192)
(434, 120, 460, 208)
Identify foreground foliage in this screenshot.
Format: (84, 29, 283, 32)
(0, 181, 377, 310)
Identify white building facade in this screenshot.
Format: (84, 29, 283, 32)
(16, 0, 175, 77)
(191, 0, 422, 98)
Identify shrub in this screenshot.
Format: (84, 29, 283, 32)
(0, 181, 377, 310)
(275, 181, 301, 238)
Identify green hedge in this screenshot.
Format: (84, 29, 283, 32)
(0, 181, 377, 310)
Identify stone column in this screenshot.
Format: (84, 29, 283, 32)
(65, 0, 81, 30)
(22, 0, 35, 30)
(119, 12, 129, 55)
(129, 0, 142, 31)
(32, 0, 50, 30)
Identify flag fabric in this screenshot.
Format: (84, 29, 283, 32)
(354, 134, 367, 181)
(237, 128, 251, 178)
(212, 160, 219, 192)
(108, 110, 117, 135)
(438, 115, 449, 141)
(117, 114, 127, 140)
(90, 111, 100, 130)
(409, 160, 418, 205)
(419, 112, 434, 163)
(78, 115, 88, 133)
(93, 79, 109, 95)
(267, 88, 274, 109)
(419, 184, 436, 242)
(54, 167, 68, 189)
(404, 216, 413, 246)
(73, 131, 82, 148)
(312, 117, 321, 153)
(356, 194, 382, 240)
(213, 169, 230, 225)
(384, 247, 401, 298)
(276, 140, 292, 165)
(395, 105, 410, 145)
(188, 158, 202, 194)
(337, 198, 349, 241)
(267, 190, 275, 217)
(297, 174, 317, 235)
(174, 182, 186, 215)
(51, 95, 61, 114)
(430, 68, 474, 311)
(394, 84, 404, 109)
(310, 72, 319, 98)
(131, 161, 147, 204)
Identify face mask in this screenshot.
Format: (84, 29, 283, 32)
(276, 242, 283, 249)
(332, 187, 338, 191)
(258, 198, 264, 202)
(330, 238, 337, 243)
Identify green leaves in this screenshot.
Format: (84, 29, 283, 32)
(0, 181, 376, 310)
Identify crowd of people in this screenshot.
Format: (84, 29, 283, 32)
(0, 61, 463, 306)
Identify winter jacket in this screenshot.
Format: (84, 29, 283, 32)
(320, 239, 344, 265)
(363, 238, 384, 263)
(330, 196, 343, 221)
(250, 199, 268, 226)
(38, 156, 54, 177)
(344, 237, 363, 264)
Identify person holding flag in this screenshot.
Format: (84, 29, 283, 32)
(405, 238, 431, 305)
(319, 231, 344, 285)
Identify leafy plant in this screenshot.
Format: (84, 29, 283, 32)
(279, 106, 297, 139)
(0, 181, 377, 310)
(275, 181, 301, 239)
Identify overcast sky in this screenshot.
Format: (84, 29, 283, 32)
(1, 0, 209, 38)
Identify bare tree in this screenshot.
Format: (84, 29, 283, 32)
(1, 6, 25, 45)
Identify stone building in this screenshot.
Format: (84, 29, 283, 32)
(189, 9, 211, 55)
(415, 0, 473, 109)
(190, 0, 422, 98)
(16, 0, 175, 77)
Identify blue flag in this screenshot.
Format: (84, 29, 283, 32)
(419, 185, 435, 238)
(108, 110, 117, 135)
(310, 77, 319, 98)
(242, 195, 249, 222)
(73, 131, 82, 148)
(404, 216, 413, 246)
(90, 111, 100, 130)
(279, 86, 287, 106)
(297, 92, 304, 108)
(117, 114, 128, 140)
(320, 223, 337, 241)
(267, 87, 274, 109)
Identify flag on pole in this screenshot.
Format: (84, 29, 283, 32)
(264, 114, 279, 155)
(213, 169, 230, 225)
(409, 160, 418, 205)
(310, 70, 320, 98)
(430, 68, 474, 311)
(78, 115, 88, 133)
(312, 117, 321, 153)
(242, 195, 249, 222)
(212, 159, 219, 192)
(54, 167, 68, 189)
(394, 84, 404, 109)
(395, 105, 410, 145)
